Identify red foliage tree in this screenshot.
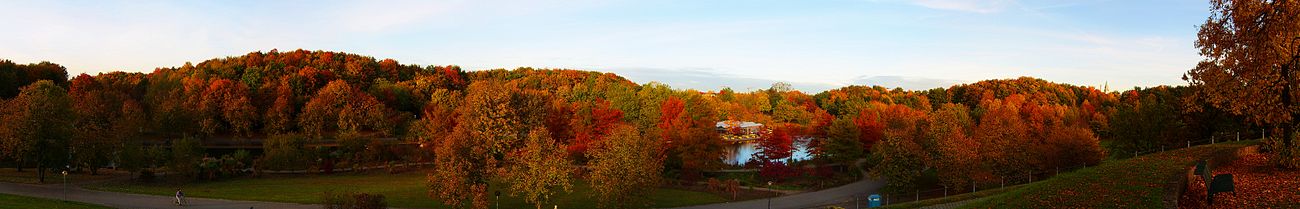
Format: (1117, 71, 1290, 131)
(755, 125, 797, 181)
(854, 108, 885, 150)
(567, 99, 624, 159)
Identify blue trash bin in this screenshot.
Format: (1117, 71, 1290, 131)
(868, 194, 882, 208)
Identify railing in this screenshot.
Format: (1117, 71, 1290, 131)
(814, 131, 1258, 209)
(246, 162, 434, 174)
(1129, 132, 1250, 158)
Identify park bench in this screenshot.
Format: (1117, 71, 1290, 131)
(1194, 160, 1207, 177)
(1207, 174, 1235, 204)
(1189, 159, 1235, 204)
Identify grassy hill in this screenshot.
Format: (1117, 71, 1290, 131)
(961, 140, 1256, 208)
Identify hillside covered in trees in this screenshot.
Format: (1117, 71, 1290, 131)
(0, 50, 1254, 208)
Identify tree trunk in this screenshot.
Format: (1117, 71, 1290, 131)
(1284, 64, 1296, 149)
(1286, 124, 1295, 149)
(15, 158, 23, 172)
(36, 154, 45, 183)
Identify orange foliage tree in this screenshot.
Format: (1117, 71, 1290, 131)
(1185, 0, 1300, 167)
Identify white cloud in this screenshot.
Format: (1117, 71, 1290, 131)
(328, 0, 462, 33)
(909, 0, 1016, 13)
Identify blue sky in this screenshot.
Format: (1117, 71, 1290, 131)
(0, 0, 1209, 92)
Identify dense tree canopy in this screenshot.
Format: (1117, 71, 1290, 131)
(0, 48, 1259, 204)
(1, 80, 74, 183)
(1185, 0, 1299, 167)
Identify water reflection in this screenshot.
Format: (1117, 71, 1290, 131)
(722, 137, 815, 166)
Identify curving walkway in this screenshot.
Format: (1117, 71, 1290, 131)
(2, 169, 879, 209)
(668, 177, 885, 209)
(0, 181, 320, 209)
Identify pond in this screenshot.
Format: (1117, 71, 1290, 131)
(722, 137, 816, 166)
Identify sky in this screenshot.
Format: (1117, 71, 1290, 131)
(0, 0, 1211, 93)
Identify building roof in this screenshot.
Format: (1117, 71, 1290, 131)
(716, 120, 763, 128)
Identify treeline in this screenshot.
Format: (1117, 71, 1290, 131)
(0, 50, 1251, 208)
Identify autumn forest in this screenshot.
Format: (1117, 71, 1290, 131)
(1, 1, 1298, 208)
(0, 47, 1259, 208)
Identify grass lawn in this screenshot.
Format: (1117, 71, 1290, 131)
(0, 168, 124, 185)
(878, 184, 1024, 209)
(961, 140, 1256, 208)
(709, 169, 859, 191)
(86, 171, 727, 208)
(0, 193, 113, 209)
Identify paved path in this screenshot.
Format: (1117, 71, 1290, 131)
(0, 182, 320, 209)
(668, 177, 885, 209)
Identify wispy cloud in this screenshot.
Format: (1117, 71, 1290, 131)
(329, 1, 460, 33)
(909, 0, 1016, 13)
(0, 0, 1208, 91)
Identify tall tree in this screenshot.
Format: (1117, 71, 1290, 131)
(566, 99, 624, 159)
(504, 128, 573, 209)
(819, 116, 865, 167)
(869, 104, 929, 192)
(299, 80, 390, 139)
(1109, 87, 1189, 157)
(263, 83, 296, 134)
(199, 79, 258, 138)
(0, 60, 68, 99)
(412, 88, 460, 149)
(660, 94, 724, 180)
(69, 74, 129, 175)
(427, 81, 523, 209)
(0, 81, 74, 183)
(973, 97, 1031, 179)
(927, 104, 980, 189)
(1185, 0, 1300, 166)
(587, 125, 662, 209)
(753, 125, 796, 181)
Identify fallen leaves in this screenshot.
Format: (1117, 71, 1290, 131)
(1180, 150, 1300, 208)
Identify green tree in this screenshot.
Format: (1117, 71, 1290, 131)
(870, 133, 926, 192)
(869, 104, 929, 192)
(116, 141, 148, 179)
(260, 134, 311, 170)
(427, 81, 524, 209)
(170, 137, 205, 179)
(818, 116, 864, 167)
(505, 128, 573, 209)
(1108, 87, 1188, 158)
(0, 80, 73, 183)
(587, 125, 662, 209)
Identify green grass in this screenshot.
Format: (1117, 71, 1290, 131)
(86, 171, 726, 208)
(0, 168, 123, 185)
(709, 170, 859, 191)
(0, 193, 113, 209)
(960, 140, 1257, 208)
(877, 184, 1024, 209)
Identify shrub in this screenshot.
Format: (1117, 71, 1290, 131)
(261, 133, 311, 170)
(232, 149, 252, 166)
(138, 169, 155, 182)
(169, 137, 205, 178)
(335, 132, 370, 166)
(758, 161, 798, 182)
(322, 191, 387, 209)
(1262, 137, 1300, 169)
